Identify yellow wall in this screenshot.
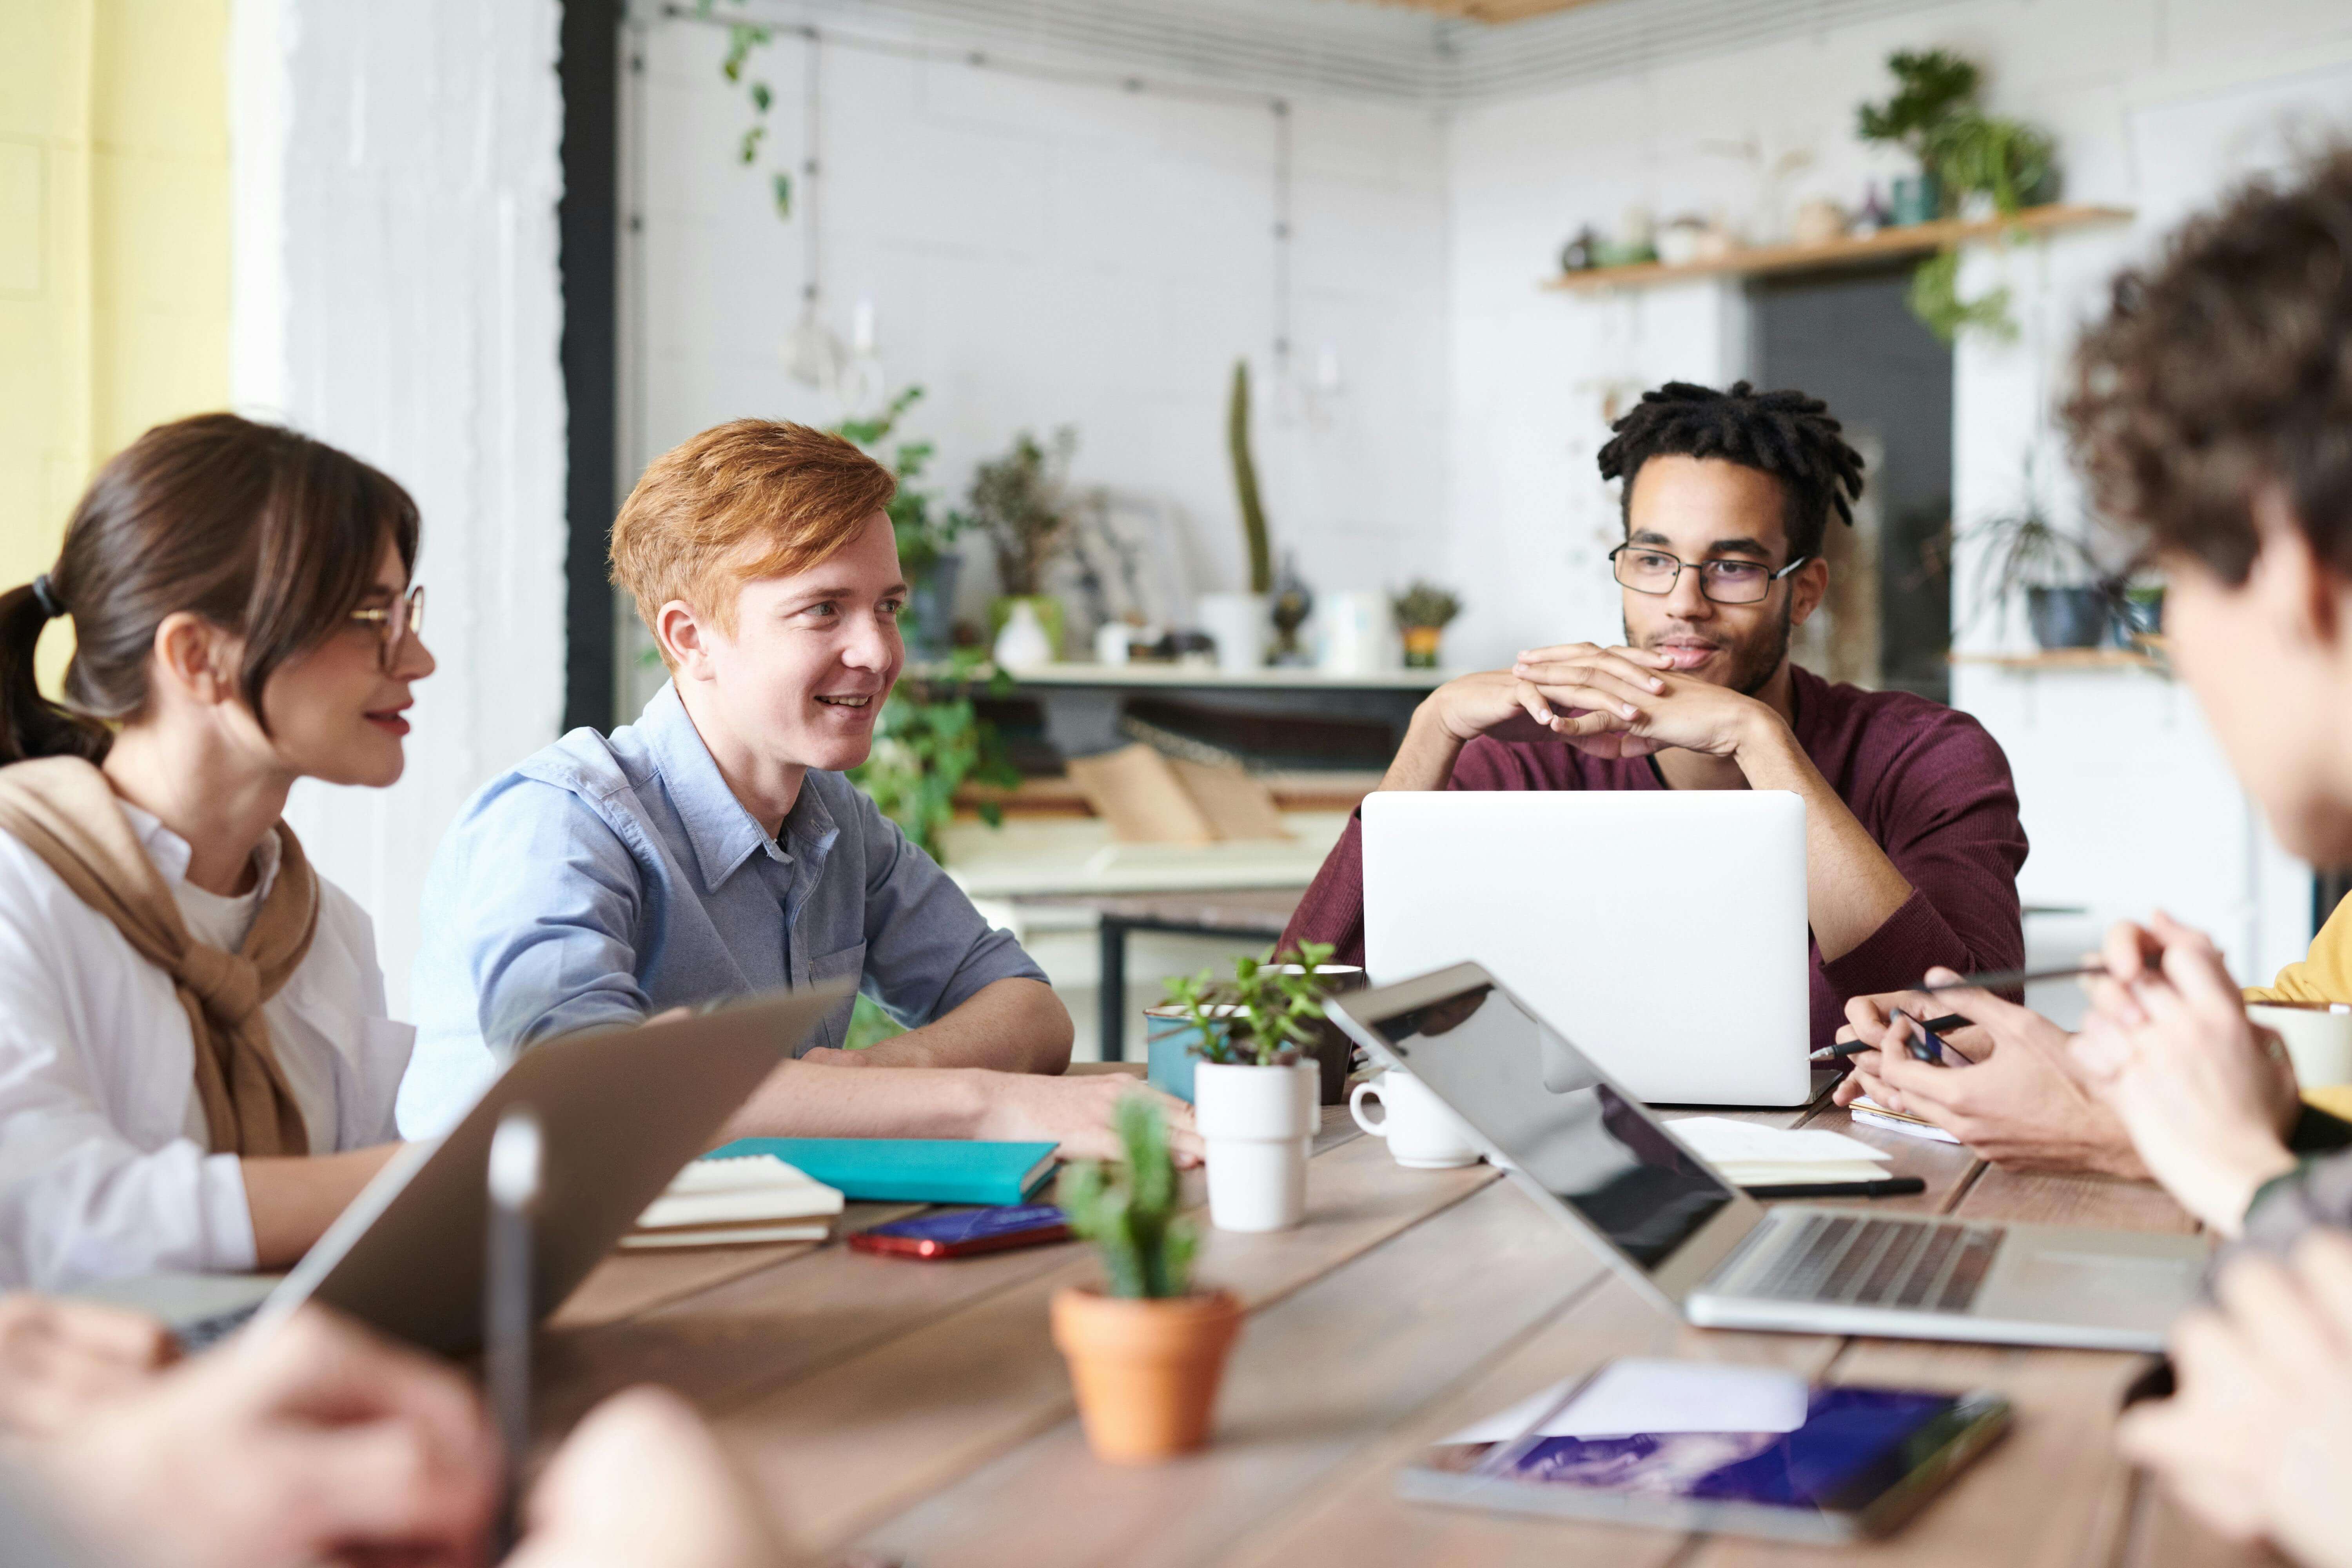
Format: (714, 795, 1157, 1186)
(0, 0, 230, 603)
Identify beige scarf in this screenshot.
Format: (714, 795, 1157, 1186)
(0, 757, 318, 1156)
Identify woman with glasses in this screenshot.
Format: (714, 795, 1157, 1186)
(0, 413, 433, 1289)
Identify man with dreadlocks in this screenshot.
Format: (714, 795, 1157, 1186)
(1282, 379, 2029, 1061)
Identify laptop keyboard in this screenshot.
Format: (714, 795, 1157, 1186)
(1744, 1214, 2000, 1316)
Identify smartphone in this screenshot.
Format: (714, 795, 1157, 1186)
(848, 1204, 1071, 1260)
(1401, 1358, 2010, 1544)
(1902, 1014, 1955, 1068)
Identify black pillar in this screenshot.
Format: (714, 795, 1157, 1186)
(558, 0, 621, 733)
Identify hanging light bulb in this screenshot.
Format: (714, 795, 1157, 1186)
(781, 32, 846, 392)
(837, 296, 887, 416)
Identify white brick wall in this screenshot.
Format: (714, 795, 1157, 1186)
(624, 12, 1449, 663)
(231, 0, 568, 1018)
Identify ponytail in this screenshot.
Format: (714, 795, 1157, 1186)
(0, 582, 107, 767)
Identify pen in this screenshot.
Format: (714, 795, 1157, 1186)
(1742, 1177, 1927, 1200)
(486, 1108, 543, 1561)
(1809, 1014, 1968, 1061)
(1919, 962, 2110, 993)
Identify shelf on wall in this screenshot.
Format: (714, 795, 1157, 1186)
(1948, 646, 2167, 673)
(1543, 203, 2135, 293)
(905, 661, 1455, 691)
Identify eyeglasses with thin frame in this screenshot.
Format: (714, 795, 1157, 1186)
(348, 584, 425, 671)
(1608, 543, 1812, 605)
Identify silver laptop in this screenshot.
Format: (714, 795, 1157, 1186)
(85, 985, 844, 1354)
(1361, 791, 1811, 1106)
(1327, 964, 2209, 1352)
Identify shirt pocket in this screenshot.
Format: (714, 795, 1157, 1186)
(803, 941, 867, 1055)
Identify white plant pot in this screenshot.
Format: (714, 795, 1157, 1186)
(1196, 592, 1271, 673)
(1192, 1059, 1316, 1233)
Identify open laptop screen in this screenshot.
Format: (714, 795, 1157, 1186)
(1365, 982, 1736, 1269)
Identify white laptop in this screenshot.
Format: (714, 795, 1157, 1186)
(1362, 790, 1811, 1106)
(1327, 964, 2208, 1353)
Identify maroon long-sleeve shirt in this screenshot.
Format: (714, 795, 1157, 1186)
(1281, 665, 2028, 1051)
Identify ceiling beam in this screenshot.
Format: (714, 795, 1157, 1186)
(1352, 0, 1612, 22)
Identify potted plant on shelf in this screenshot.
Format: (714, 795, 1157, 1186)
(1161, 944, 1338, 1233)
(1051, 1095, 1243, 1465)
(1198, 359, 1276, 672)
(1969, 479, 2110, 650)
(959, 428, 1077, 666)
(1857, 47, 2058, 343)
(836, 386, 965, 661)
(1390, 581, 1462, 670)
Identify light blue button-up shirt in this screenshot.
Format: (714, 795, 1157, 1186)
(397, 681, 1045, 1135)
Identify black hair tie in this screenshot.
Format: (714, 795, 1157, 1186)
(29, 575, 63, 621)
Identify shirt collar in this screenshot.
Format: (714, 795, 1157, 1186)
(638, 681, 806, 892)
(116, 800, 283, 900)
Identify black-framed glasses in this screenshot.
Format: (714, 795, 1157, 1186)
(348, 584, 425, 671)
(1608, 544, 1811, 606)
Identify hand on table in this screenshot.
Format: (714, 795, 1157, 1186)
(2073, 913, 2301, 1236)
(0, 1294, 175, 1438)
(972, 1074, 1203, 1167)
(36, 1305, 498, 1568)
(1830, 975, 2145, 1176)
(507, 1385, 787, 1568)
(2123, 1230, 2352, 1568)
(1509, 643, 1773, 760)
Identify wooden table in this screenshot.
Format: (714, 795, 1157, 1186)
(536, 1082, 2269, 1568)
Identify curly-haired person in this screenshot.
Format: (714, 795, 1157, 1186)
(1280, 379, 2031, 1062)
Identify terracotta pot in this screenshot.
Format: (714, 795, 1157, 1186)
(1051, 1286, 1244, 1463)
(1400, 624, 1444, 668)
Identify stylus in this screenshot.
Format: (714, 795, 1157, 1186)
(486, 1108, 543, 1560)
(1809, 1016, 1968, 1060)
(1742, 1177, 1927, 1200)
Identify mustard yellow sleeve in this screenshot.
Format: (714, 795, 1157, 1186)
(2248, 893, 2352, 1003)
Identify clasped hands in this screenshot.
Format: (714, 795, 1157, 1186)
(1425, 643, 1772, 760)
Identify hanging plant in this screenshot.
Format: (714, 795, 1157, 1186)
(1907, 250, 2016, 346)
(1857, 47, 2056, 342)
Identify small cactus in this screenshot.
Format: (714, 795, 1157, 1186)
(1057, 1096, 1196, 1299)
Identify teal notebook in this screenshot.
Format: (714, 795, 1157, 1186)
(702, 1138, 1059, 1205)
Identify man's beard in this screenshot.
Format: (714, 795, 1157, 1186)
(1625, 595, 1795, 699)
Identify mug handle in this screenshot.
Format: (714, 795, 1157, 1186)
(1349, 1079, 1389, 1138)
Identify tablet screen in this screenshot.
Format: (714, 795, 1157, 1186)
(1366, 983, 1735, 1267)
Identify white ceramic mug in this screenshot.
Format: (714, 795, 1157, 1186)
(2249, 1002, 2352, 1089)
(1349, 1070, 1479, 1169)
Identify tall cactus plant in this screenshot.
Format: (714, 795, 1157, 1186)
(1227, 359, 1273, 595)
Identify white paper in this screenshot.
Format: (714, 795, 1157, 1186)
(637, 1155, 846, 1228)
(1443, 1358, 1811, 1445)
(1712, 1160, 1893, 1187)
(1848, 1098, 1962, 1145)
(1663, 1116, 1891, 1168)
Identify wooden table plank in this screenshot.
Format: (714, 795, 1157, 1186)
(715, 1136, 1503, 1555)
(856, 1179, 1608, 1568)
(1955, 1167, 2200, 1233)
(547, 1200, 920, 1331)
(1221, 1259, 1842, 1568)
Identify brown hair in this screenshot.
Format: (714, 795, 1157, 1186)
(0, 413, 421, 765)
(2064, 147, 2352, 586)
(609, 419, 895, 663)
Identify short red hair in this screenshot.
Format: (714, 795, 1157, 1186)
(609, 419, 895, 661)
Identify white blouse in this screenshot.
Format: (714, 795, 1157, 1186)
(0, 806, 410, 1289)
